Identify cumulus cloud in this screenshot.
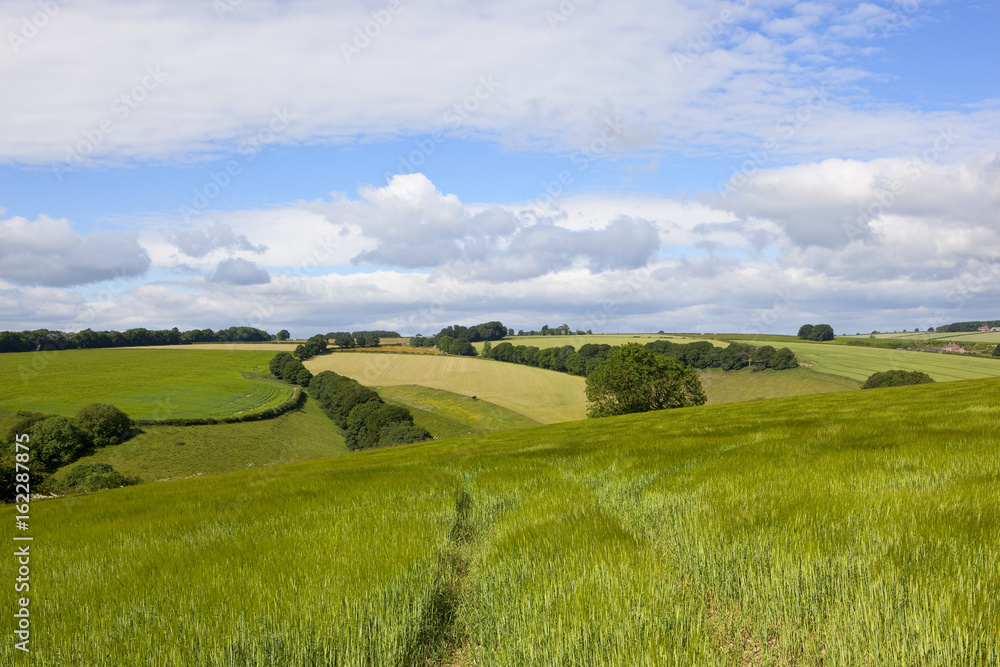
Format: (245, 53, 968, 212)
(0, 216, 150, 287)
(171, 222, 266, 258)
(209, 258, 271, 285)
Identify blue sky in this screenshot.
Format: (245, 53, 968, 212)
(1, 0, 998, 337)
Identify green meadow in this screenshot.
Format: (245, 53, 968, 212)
(743, 338, 1000, 383)
(378, 385, 540, 439)
(0, 349, 292, 420)
(4, 377, 998, 665)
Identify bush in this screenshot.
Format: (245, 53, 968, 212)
(993, 344, 1000, 357)
(23, 416, 87, 471)
(72, 403, 132, 448)
(269, 352, 295, 378)
(379, 422, 432, 447)
(60, 463, 140, 493)
(345, 402, 426, 450)
(861, 370, 935, 389)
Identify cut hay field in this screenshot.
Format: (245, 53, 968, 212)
(378, 385, 539, 439)
(304, 352, 588, 423)
(698, 366, 860, 404)
(48, 398, 347, 483)
(6, 377, 998, 665)
(0, 349, 292, 420)
(744, 338, 1000, 383)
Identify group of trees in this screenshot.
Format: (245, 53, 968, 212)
(411, 321, 510, 348)
(270, 352, 314, 387)
(517, 324, 590, 336)
(308, 371, 431, 450)
(994, 345, 1000, 357)
(2, 403, 135, 501)
(585, 344, 707, 418)
(294, 334, 328, 360)
(435, 336, 477, 356)
(861, 370, 935, 389)
(935, 320, 1000, 333)
(327, 332, 381, 348)
(797, 324, 835, 341)
(0, 326, 273, 353)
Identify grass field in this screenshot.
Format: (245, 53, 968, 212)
(0, 349, 294, 420)
(378, 385, 539, 439)
(304, 352, 588, 423)
(698, 366, 860, 404)
(844, 331, 1000, 343)
(744, 338, 1000, 383)
(5, 377, 998, 665)
(47, 398, 347, 483)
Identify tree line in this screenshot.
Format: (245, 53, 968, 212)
(409, 321, 510, 348)
(327, 331, 381, 348)
(307, 370, 431, 450)
(935, 320, 1000, 333)
(797, 324, 835, 341)
(0, 326, 273, 353)
(479, 339, 798, 378)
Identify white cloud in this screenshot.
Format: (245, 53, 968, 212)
(209, 258, 271, 285)
(0, 215, 150, 286)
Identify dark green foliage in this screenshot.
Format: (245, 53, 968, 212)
(862, 370, 935, 389)
(378, 422, 432, 448)
(798, 324, 834, 341)
(993, 345, 1000, 357)
(480, 341, 492, 358)
(409, 334, 434, 348)
(333, 333, 357, 349)
(935, 320, 1000, 333)
(345, 403, 413, 450)
(585, 343, 707, 418)
(309, 371, 382, 428)
(769, 347, 800, 370)
(72, 403, 132, 448)
(277, 329, 291, 341)
(269, 352, 295, 378)
(353, 332, 381, 348)
(22, 416, 87, 471)
(295, 334, 329, 360)
(60, 462, 140, 493)
(0, 325, 272, 353)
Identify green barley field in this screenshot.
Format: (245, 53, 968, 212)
(743, 338, 1000, 383)
(4, 377, 998, 665)
(0, 349, 293, 420)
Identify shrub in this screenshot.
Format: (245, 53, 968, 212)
(269, 352, 295, 378)
(24, 416, 87, 471)
(61, 463, 140, 493)
(861, 370, 935, 389)
(72, 403, 132, 448)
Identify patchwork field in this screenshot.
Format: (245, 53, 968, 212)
(744, 339, 1000, 383)
(0, 349, 293, 420)
(304, 352, 588, 423)
(473, 333, 727, 352)
(844, 331, 1000, 343)
(6, 377, 998, 665)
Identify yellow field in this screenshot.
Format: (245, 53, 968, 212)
(304, 352, 587, 424)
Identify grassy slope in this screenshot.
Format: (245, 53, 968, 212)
(304, 352, 588, 423)
(0, 349, 292, 419)
(698, 366, 860, 403)
(377, 385, 539, 439)
(5, 378, 998, 665)
(844, 331, 1000, 343)
(744, 338, 1000, 383)
(48, 397, 348, 483)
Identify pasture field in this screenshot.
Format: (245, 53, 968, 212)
(0, 349, 293, 420)
(698, 366, 859, 404)
(47, 398, 347, 483)
(744, 338, 1000, 383)
(304, 352, 588, 423)
(5, 377, 998, 665)
(378, 385, 539, 439)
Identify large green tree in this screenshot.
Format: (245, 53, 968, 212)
(72, 403, 132, 448)
(585, 343, 706, 418)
